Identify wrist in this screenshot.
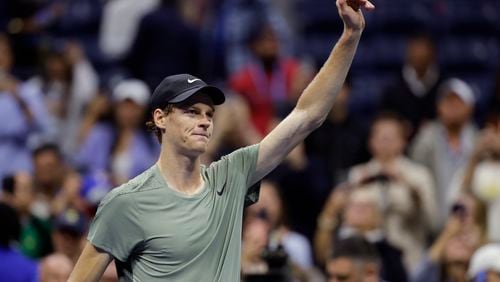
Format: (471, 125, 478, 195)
(343, 27, 363, 38)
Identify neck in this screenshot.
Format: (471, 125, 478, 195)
(377, 155, 398, 165)
(261, 57, 276, 72)
(445, 123, 464, 136)
(157, 145, 204, 195)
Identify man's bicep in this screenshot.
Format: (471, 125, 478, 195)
(69, 242, 113, 282)
(251, 110, 314, 183)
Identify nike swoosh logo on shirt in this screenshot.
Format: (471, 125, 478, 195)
(217, 183, 226, 196)
(187, 78, 200, 83)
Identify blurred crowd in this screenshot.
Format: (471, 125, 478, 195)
(1, 0, 500, 281)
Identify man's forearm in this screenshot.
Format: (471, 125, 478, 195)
(296, 29, 362, 126)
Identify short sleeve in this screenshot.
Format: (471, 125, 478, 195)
(87, 190, 143, 262)
(213, 144, 260, 206)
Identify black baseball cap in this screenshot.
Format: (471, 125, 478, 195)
(149, 74, 225, 113)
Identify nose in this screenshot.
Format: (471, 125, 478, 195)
(198, 114, 212, 130)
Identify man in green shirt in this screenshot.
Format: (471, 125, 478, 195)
(69, 0, 375, 280)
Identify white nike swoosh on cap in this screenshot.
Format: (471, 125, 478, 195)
(187, 78, 201, 83)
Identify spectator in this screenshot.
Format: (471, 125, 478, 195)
(1, 172, 53, 259)
(125, 0, 201, 90)
(412, 207, 483, 282)
(410, 78, 478, 227)
(229, 18, 313, 136)
(349, 113, 438, 271)
(52, 208, 88, 264)
(246, 180, 314, 270)
(27, 42, 99, 156)
(0, 33, 54, 180)
(315, 186, 407, 282)
(32, 143, 87, 217)
(241, 218, 272, 276)
(380, 33, 445, 139)
(32, 144, 66, 201)
(448, 118, 500, 242)
(39, 253, 73, 282)
(222, 0, 295, 75)
(325, 236, 381, 282)
(75, 79, 159, 185)
(0, 202, 38, 282)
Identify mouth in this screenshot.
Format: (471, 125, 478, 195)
(192, 133, 209, 140)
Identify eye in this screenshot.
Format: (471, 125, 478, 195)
(206, 111, 214, 119)
(185, 108, 198, 115)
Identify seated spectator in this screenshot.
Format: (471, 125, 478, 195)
(32, 144, 88, 216)
(1, 172, 53, 259)
(468, 244, 500, 282)
(410, 78, 478, 227)
(0, 202, 38, 282)
(33, 144, 66, 199)
(325, 236, 381, 282)
(229, 18, 313, 136)
(0, 33, 54, 180)
(349, 113, 438, 271)
(39, 253, 73, 282)
(241, 216, 315, 282)
(221, 0, 295, 75)
(245, 180, 313, 271)
(315, 186, 407, 282)
(27, 42, 99, 156)
(380, 33, 445, 139)
(412, 206, 483, 282)
(52, 208, 88, 264)
(241, 218, 272, 276)
(75, 79, 159, 185)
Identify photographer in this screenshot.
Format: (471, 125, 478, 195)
(243, 180, 318, 282)
(448, 117, 500, 242)
(348, 113, 437, 272)
(412, 197, 483, 282)
(315, 184, 407, 282)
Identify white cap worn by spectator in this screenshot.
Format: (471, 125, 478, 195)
(468, 243, 500, 278)
(113, 79, 150, 106)
(437, 78, 475, 106)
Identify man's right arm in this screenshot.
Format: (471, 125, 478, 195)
(68, 242, 113, 282)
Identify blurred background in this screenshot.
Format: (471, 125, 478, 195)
(0, 0, 499, 281)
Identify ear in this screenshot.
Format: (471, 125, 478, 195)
(153, 108, 167, 130)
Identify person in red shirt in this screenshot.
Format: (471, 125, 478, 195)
(229, 21, 314, 136)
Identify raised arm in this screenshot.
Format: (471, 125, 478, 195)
(68, 242, 113, 282)
(251, 0, 374, 183)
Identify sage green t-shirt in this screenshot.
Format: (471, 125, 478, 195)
(88, 144, 260, 281)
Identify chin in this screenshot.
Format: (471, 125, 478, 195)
(189, 143, 208, 155)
